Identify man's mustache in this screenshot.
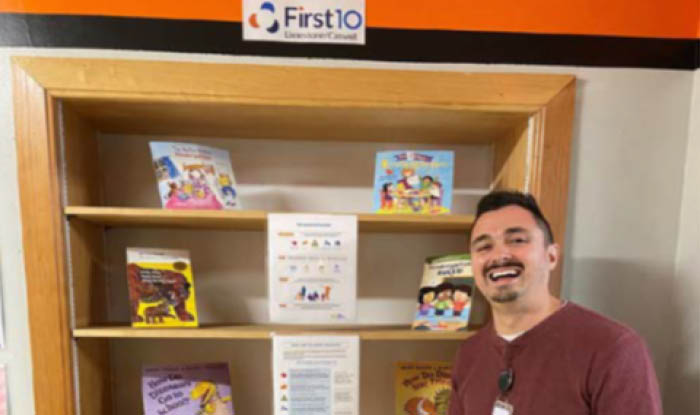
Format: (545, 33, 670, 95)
(483, 259, 524, 276)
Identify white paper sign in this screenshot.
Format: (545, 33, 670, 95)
(243, 0, 365, 44)
(268, 214, 357, 323)
(273, 335, 359, 415)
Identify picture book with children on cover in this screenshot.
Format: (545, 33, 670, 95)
(373, 150, 454, 214)
(126, 248, 199, 328)
(142, 362, 234, 415)
(395, 361, 452, 415)
(150, 142, 241, 210)
(411, 253, 474, 331)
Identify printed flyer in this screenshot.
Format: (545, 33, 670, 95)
(268, 214, 358, 323)
(273, 335, 359, 415)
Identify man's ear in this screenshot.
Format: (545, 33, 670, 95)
(547, 243, 560, 271)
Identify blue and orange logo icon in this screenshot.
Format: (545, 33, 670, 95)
(249, 2, 279, 33)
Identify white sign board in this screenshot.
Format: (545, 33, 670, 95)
(243, 0, 365, 44)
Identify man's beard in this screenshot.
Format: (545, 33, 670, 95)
(490, 287, 519, 303)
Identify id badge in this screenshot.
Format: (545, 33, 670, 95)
(492, 399, 514, 415)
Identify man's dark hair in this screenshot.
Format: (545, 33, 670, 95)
(474, 190, 554, 244)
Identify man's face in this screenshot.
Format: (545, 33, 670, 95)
(469, 205, 558, 305)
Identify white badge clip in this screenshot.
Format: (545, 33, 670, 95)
(492, 399, 514, 415)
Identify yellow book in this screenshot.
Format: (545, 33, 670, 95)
(126, 248, 198, 327)
(395, 361, 452, 415)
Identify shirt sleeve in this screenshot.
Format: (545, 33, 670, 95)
(589, 331, 662, 415)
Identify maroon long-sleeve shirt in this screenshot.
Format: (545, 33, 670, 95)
(449, 302, 662, 414)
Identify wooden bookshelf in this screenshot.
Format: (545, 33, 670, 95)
(13, 57, 575, 415)
(65, 206, 475, 233)
(73, 325, 476, 341)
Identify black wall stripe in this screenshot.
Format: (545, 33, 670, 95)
(1, 13, 698, 69)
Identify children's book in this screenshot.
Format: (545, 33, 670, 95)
(395, 361, 452, 415)
(142, 362, 235, 415)
(126, 248, 198, 328)
(411, 253, 474, 331)
(373, 150, 454, 214)
(150, 142, 241, 210)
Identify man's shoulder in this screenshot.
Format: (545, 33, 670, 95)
(558, 302, 643, 346)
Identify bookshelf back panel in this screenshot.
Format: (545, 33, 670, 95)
(109, 338, 462, 415)
(61, 102, 103, 206)
(104, 228, 469, 325)
(96, 134, 493, 214)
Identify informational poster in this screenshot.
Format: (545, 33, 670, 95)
(268, 214, 357, 323)
(273, 335, 359, 415)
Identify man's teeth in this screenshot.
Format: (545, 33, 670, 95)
(489, 270, 520, 280)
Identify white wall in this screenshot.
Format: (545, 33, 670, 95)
(0, 47, 696, 414)
(663, 70, 700, 413)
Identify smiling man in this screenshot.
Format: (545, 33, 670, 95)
(449, 191, 662, 415)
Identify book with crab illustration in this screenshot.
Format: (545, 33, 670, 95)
(395, 361, 452, 415)
(142, 362, 235, 415)
(411, 253, 474, 331)
(126, 247, 199, 328)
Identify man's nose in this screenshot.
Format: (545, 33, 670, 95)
(491, 241, 512, 263)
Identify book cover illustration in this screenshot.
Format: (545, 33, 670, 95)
(373, 150, 454, 214)
(395, 361, 452, 415)
(142, 362, 234, 415)
(126, 248, 198, 328)
(411, 253, 474, 331)
(150, 141, 241, 210)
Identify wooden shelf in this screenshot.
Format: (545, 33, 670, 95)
(65, 206, 474, 233)
(72, 325, 475, 341)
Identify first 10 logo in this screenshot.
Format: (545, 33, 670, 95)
(248, 1, 364, 33)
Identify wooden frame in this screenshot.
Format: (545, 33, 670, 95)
(12, 57, 575, 415)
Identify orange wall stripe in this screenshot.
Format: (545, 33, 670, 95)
(0, 0, 698, 39)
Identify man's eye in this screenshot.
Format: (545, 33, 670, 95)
(474, 244, 491, 252)
(508, 237, 527, 244)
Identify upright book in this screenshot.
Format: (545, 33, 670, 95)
(411, 253, 474, 331)
(150, 141, 241, 210)
(373, 150, 454, 214)
(395, 361, 452, 415)
(126, 248, 199, 328)
(142, 362, 235, 415)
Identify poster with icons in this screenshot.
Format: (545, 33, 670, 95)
(273, 335, 359, 415)
(268, 213, 357, 323)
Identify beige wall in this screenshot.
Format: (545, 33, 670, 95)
(0, 47, 697, 413)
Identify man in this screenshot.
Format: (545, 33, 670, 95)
(449, 191, 661, 415)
